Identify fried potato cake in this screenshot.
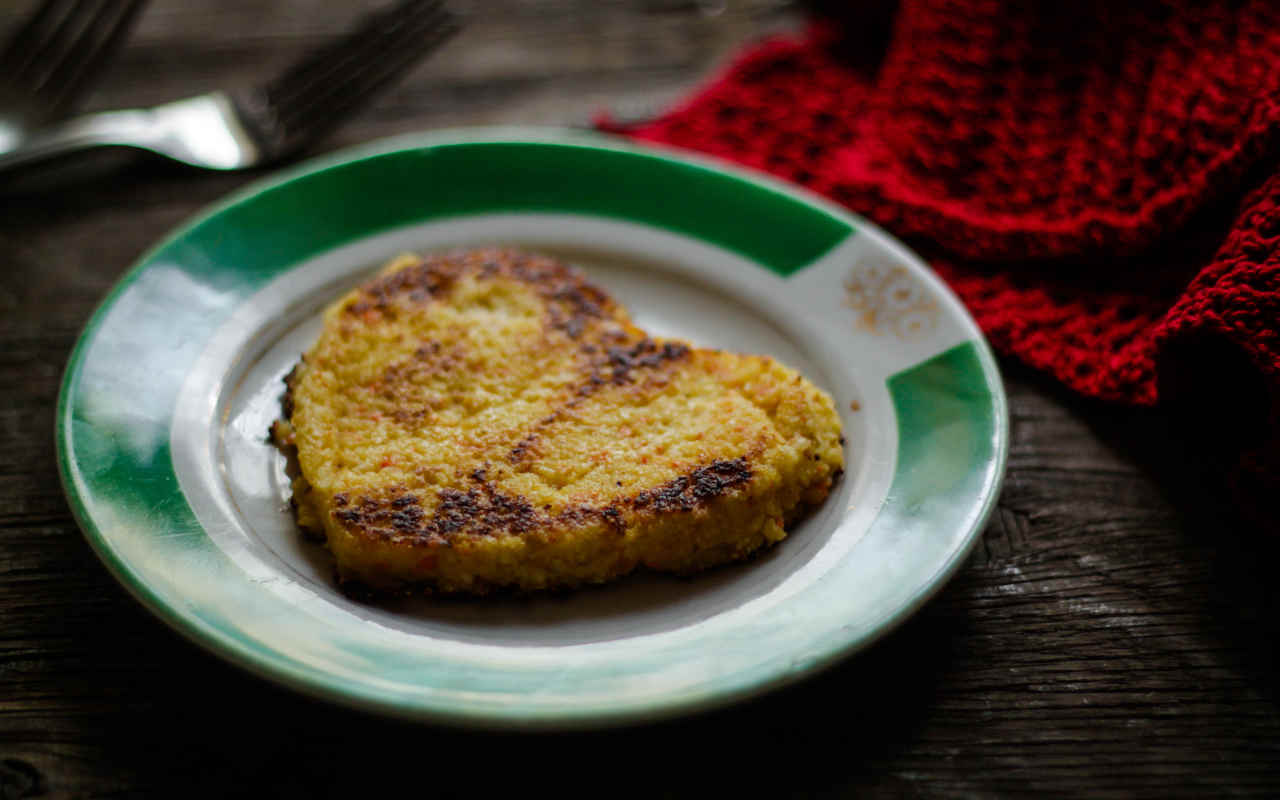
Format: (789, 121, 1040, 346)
(272, 248, 843, 595)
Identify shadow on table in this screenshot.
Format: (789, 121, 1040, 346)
(76, 578, 963, 797)
(1017, 361, 1280, 695)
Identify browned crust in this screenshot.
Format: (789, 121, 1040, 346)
(629, 458, 751, 513)
(280, 362, 302, 421)
(503, 337, 693, 466)
(595, 338, 690, 386)
(341, 247, 620, 339)
(330, 457, 756, 547)
(277, 248, 842, 595)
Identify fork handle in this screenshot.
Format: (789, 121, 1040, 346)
(0, 108, 159, 172)
(0, 93, 257, 173)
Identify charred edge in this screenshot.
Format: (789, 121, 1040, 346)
(335, 481, 541, 544)
(334, 479, 634, 545)
(341, 249, 615, 338)
(345, 260, 448, 317)
(490, 250, 614, 339)
(552, 503, 627, 535)
(429, 484, 539, 539)
(280, 362, 302, 420)
(267, 419, 294, 449)
(332, 457, 752, 545)
(629, 458, 753, 514)
(574, 337, 691, 400)
(600, 506, 625, 534)
(544, 280, 612, 339)
(337, 494, 430, 541)
(605, 338, 690, 384)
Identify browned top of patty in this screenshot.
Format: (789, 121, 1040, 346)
(283, 247, 843, 559)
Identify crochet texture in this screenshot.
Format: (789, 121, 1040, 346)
(604, 0, 1280, 525)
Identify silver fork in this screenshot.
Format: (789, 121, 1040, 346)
(0, 0, 459, 173)
(0, 0, 148, 145)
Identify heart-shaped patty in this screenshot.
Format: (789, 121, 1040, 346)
(274, 248, 844, 595)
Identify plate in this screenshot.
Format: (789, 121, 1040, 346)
(57, 128, 1008, 729)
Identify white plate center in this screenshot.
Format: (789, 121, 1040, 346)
(176, 215, 876, 647)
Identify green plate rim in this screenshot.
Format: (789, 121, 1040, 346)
(56, 127, 1008, 728)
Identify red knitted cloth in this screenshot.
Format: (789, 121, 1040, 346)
(603, 0, 1280, 526)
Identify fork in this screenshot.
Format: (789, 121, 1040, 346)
(0, 0, 459, 173)
(0, 0, 148, 145)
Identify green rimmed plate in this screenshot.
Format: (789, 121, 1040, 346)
(57, 128, 1008, 729)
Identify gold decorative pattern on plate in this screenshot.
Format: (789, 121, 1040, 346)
(845, 261, 940, 340)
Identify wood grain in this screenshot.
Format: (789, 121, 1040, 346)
(3, 1, 1279, 797)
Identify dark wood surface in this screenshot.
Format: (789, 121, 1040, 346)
(3, 2, 1279, 797)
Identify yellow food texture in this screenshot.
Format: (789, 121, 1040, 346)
(283, 248, 844, 594)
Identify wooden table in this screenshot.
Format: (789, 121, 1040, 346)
(4, 2, 1278, 796)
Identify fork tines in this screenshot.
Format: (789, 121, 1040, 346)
(0, 0, 148, 114)
(257, 0, 459, 152)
